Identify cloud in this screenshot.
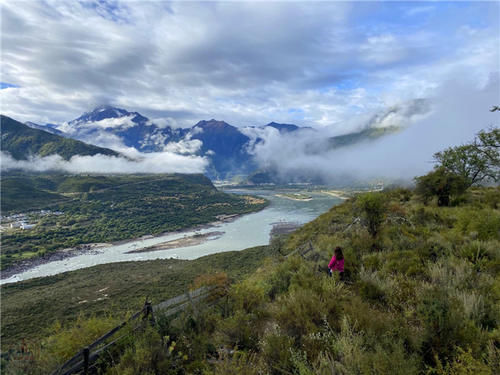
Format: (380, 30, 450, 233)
(163, 139, 203, 155)
(244, 77, 499, 184)
(0, 0, 497, 134)
(60, 115, 138, 134)
(0, 150, 208, 174)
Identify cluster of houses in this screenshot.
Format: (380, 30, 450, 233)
(0, 210, 64, 231)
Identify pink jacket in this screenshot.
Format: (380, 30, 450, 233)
(328, 255, 344, 272)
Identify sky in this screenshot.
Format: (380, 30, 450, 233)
(1, 0, 499, 179)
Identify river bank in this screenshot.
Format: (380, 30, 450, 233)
(0, 214, 242, 281)
(0, 243, 111, 280)
(275, 193, 313, 201)
(125, 231, 225, 253)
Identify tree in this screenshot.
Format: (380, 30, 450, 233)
(434, 144, 489, 188)
(433, 127, 499, 188)
(474, 127, 500, 181)
(358, 192, 387, 238)
(415, 167, 467, 206)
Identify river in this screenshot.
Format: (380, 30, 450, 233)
(1, 189, 342, 284)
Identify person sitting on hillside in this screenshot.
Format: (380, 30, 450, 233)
(328, 246, 345, 280)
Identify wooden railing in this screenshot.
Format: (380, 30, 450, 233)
(51, 286, 215, 375)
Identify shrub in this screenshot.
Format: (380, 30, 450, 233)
(382, 250, 424, 278)
(415, 167, 467, 207)
(358, 280, 385, 304)
(456, 209, 500, 241)
(260, 331, 295, 375)
(230, 279, 268, 314)
(358, 193, 387, 239)
(33, 314, 119, 373)
(266, 256, 303, 299)
(274, 288, 327, 342)
(204, 350, 262, 375)
(480, 187, 500, 209)
(430, 346, 492, 375)
(417, 288, 485, 365)
(106, 326, 171, 375)
(217, 310, 263, 351)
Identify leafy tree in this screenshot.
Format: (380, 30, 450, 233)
(434, 127, 499, 188)
(474, 127, 500, 181)
(415, 167, 467, 206)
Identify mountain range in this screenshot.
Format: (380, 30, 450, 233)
(3, 105, 407, 181)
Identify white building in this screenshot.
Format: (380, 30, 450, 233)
(20, 222, 36, 230)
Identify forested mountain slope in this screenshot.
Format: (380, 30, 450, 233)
(0, 173, 267, 270)
(0, 115, 119, 160)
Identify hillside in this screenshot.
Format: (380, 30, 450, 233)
(329, 125, 400, 148)
(0, 115, 119, 160)
(3, 186, 498, 374)
(0, 173, 268, 270)
(1, 246, 272, 349)
(0, 178, 68, 212)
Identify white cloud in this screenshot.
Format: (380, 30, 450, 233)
(244, 77, 499, 183)
(0, 0, 497, 141)
(0, 151, 208, 174)
(164, 139, 203, 155)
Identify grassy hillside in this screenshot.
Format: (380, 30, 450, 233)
(3, 186, 499, 374)
(329, 125, 400, 148)
(1, 174, 268, 270)
(1, 246, 271, 349)
(0, 178, 68, 212)
(0, 115, 119, 160)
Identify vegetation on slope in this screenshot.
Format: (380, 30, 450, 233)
(0, 178, 68, 212)
(0, 115, 119, 160)
(4, 184, 498, 374)
(1, 173, 268, 270)
(0, 246, 271, 350)
(2, 128, 498, 374)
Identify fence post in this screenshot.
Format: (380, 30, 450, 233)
(144, 299, 155, 325)
(186, 291, 199, 317)
(83, 347, 89, 375)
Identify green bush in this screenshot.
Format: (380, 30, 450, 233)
(430, 346, 492, 375)
(266, 256, 303, 299)
(217, 310, 262, 351)
(415, 167, 467, 207)
(358, 193, 387, 239)
(260, 332, 295, 375)
(230, 279, 268, 314)
(456, 209, 500, 241)
(274, 288, 327, 341)
(358, 280, 386, 304)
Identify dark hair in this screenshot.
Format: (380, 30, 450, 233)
(334, 246, 344, 260)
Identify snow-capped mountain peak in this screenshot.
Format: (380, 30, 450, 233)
(68, 105, 148, 127)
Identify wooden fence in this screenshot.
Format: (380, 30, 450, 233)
(51, 286, 215, 375)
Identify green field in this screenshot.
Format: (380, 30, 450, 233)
(1, 173, 268, 270)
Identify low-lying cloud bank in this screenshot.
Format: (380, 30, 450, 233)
(244, 78, 499, 184)
(0, 151, 208, 174)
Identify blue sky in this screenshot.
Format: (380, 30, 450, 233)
(1, 0, 498, 133)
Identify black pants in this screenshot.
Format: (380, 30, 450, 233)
(328, 269, 345, 281)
